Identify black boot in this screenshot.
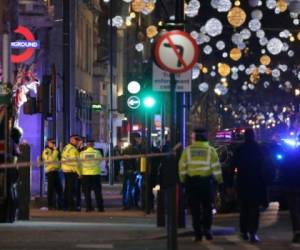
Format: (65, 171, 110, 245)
(249, 234, 260, 243)
(204, 230, 213, 240)
(292, 234, 300, 243)
(240, 232, 249, 241)
(193, 234, 202, 242)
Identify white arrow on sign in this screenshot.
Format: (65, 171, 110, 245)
(127, 96, 141, 109)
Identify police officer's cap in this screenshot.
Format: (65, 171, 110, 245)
(194, 128, 207, 135)
(86, 139, 95, 143)
(70, 134, 80, 140)
(132, 132, 141, 138)
(47, 138, 55, 143)
(194, 128, 208, 141)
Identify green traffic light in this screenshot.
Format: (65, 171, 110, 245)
(143, 96, 156, 108)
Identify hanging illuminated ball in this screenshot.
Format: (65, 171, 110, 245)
(218, 63, 231, 77)
(190, 0, 201, 9)
(146, 25, 158, 38)
(240, 28, 251, 39)
(217, 0, 232, 12)
(230, 48, 242, 61)
(214, 83, 228, 95)
(130, 12, 136, 18)
(132, 0, 146, 12)
(277, 0, 288, 12)
(260, 55, 271, 65)
(192, 64, 201, 79)
(216, 40, 226, 50)
(205, 18, 223, 37)
(234, 1, 241, 6)
(266, 0, 277, 9)
(249, 19, 262, 31)
(267, 38, 283, 55)
(227, 7, 247, 28)
(297, 32, 300, 40)
(202, 67, 208, 74)
(135, 43, 144, 52)
(250, 72, 260, 83)
(126, 19, 132, 27)
(143, 1, 155, 15)
(112, 16, 124, 28)
(198, 82, 209, 92)
(251, 9, 263, 20)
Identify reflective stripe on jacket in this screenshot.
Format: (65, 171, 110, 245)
(80, 146, 102, 175)
(61, 143, 81, 175)
(178, 141, 223, 184)
(42, 147, 60, 173)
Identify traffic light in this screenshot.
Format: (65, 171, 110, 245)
(37, 76, 51, 115)
(126, 80, 142, 111)
(143, 95, 156, 109)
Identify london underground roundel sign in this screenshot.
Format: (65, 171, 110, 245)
(11, 26, 38, 63)
(154, 30, 199, 74)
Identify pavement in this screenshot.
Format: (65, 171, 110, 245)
(0, 184, 298, 250)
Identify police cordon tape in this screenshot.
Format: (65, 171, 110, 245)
(0, 152, 174, 169)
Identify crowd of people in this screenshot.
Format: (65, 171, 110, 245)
(7, 126, 300, 245)
(42, 132, 158, 212)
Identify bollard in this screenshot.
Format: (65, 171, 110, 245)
(17, 143, 31, 220)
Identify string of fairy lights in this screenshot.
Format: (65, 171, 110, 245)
(103, 0, 300, 131)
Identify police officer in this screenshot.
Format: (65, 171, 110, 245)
(42, 138, 63, 210)
(75, 136, 86, 211)
(179, 128, 223, 242)
(80, 139, 104, 212)
(61, 135, 81, 211)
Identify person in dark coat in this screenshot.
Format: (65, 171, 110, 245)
(7, 127, 22, 222)
(230, 128, 266, 243)
(122, 132, 146, 209)
(113, 141, 123, 182)
(279, 142, 300, 243)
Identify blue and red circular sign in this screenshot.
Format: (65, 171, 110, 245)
(11, 26, 39, 64)
(154, 30, 199, 74)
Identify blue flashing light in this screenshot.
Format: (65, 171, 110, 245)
(282, 138, 299, 147)
(276, 154, 283, 160)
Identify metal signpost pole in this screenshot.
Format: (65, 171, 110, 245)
(109, 0, 114, 186)
(154, 1, 197, 248)
(63, 0, 70, 144)
(167, 72, 178, 250)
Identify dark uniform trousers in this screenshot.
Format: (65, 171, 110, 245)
(46, 171, 63, 209)
(122, 170, 140, 209)
(286, 190, 300, 235)
(82, 175, 104, 211)
(186, 176, 214, 237)
(239, 199, 260, 234)
(76, 179, 81, 210)
(64, 172, 78, 210)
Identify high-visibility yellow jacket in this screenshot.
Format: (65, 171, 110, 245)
(61, 143, 81, 175)
(42, 147, 60, 173)
(79, 146, 102, 175)
(179, 141, 223, 184)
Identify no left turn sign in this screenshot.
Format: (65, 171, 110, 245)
(154, 30, 199, 74)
